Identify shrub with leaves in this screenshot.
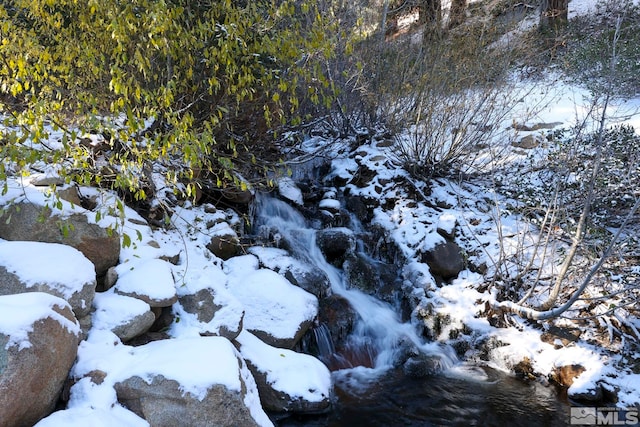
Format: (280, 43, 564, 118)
(0, 0, 337, 204)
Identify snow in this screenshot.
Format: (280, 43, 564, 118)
(68, 330, 273, 426)
(5, 0, 640, 422)
(0, 241, 95, 299)
(92, 291, 151, 331)
(278, 176, 304, 206)
(437, 212, 457, 236)
(77, 334, 245, 399)
(236, 329, 332, 403)
(0, 293, 80, 350)
(34, 405, 149, 427)
(114, 258, 176, 301)
(225, 264, 318, 341)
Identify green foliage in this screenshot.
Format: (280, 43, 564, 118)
(0, 0, 337, 200)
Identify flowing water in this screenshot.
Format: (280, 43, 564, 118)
(254, 194, 572, 426)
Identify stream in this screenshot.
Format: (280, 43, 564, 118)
(254, 194, 572, 426)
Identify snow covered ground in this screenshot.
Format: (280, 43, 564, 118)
(1, 0, 640, 423)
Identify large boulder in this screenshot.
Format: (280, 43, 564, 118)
(0, 293, 80, 427)
(0, 241, 96, 317)
(108, 337, 272, 427)
(225, 263, 318, 349)
(235, 330, 332, 413)
(0, 201, 119, 277)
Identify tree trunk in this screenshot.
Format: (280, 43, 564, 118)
(448, 0, 467, 29)
(540, 0, 569, 34)
(419, 0, 443, 40)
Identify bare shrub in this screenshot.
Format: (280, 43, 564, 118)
(374, 28, 534, 180)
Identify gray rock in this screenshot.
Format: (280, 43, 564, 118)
(0, 293, 80, 427)
(421, 241, 465, 281)
(343, 253, 378, 294)
(235, 330, 332, 414)
(316, 228, 356, 266)
(177, 287, 243, 341)
(512, 134, 546, 149)
(283, 264, 332, 299)
(111, 337, 270, 427)
(0, 202, 120, 276)
(402, 354, 447, 378)
(113, 311, 156, 342)
(206, 232, 241, 261)
(0, 241, 96, 317)
(115, 376, 262, 427)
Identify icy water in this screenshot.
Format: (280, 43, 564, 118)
(255, 194, 571, 427)
(278, 367, 571, 426)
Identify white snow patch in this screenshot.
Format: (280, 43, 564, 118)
(319, 198, 341, 210)
(226, 268, 318, 341)
(115, 258, 176, 301)
(34, 405, 149, 427)
(278, 177, 304, 206)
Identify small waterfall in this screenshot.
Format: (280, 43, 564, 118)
(255, 194, 457, 378)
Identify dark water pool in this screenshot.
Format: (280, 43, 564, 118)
(276, 366, 571, 427)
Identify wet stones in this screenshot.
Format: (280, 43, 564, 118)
(318, 295, 357, 352)
(316, 228, 356, 267)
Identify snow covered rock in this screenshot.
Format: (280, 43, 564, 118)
(34, 405, 148, 427)
(436, 213, 457, 240)
(114, 259, 177, 308)
(176, 283, 244, 341)
(206, 223, 241, 260)
(0, 200, 120, 277)
(92, 291, 156, 342)
(249, 246, 332, 299)
(225, 258, 318, 348)
(235, 330, 332, 413)
(0, 241, 96, 317)
(278, 177, 304, 206)
(93, 336, 272, 427)
(0, 293, 80, 427)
